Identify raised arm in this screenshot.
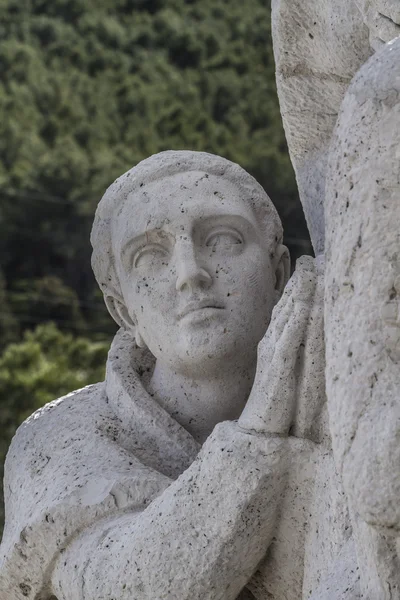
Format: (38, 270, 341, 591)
(272, 0, 371, 252)
(50, 260, 321, 600)
(51, 422, 288, 600)
(1, 263, 319, 600)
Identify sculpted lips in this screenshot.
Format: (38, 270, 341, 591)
(178, 299, 225, 320)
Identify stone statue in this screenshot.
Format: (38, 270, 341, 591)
(325, 39, 400, 597)
(272, 0, 400, 253)
(0, 151, 357, 599)
(2, 1, 399, 596)
(273, 0, 400, 596)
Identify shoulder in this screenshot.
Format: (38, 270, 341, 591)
(3, 380, 168, 524)
(3, 382, 116, 530)
(0, 383, 170, 599)
(17, 381, 105, 433)
(6, 382, 107, 471)
(2, 379, 169, 547)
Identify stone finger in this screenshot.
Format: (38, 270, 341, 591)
(292, 298, 325, 440)
(247, 299, 311, 435)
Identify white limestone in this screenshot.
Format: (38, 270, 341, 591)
(3, 4, 400, 594)
(325, 39, 400, 598)
(273, 9, 400, 591)
(0, 152, 355, 599)
(355, 0, 400, 50)
(272, 0, 400, 253)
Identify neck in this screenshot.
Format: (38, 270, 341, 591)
(147, 357, 256, 443)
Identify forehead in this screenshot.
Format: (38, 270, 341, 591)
(115, 170, 260, 245)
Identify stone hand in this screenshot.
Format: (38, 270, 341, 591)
(239, 255, 324, 438)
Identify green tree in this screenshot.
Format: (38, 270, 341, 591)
(0, 270, 19, 351)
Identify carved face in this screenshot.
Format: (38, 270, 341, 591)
(114, 170, 287, 376)
(355, 0, 400, 49)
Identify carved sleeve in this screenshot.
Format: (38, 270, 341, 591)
(51, 422, 288, 600)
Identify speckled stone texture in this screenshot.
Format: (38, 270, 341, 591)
(0, 273, 357, 600)
(3, 3, 400, 591)
(0, 152, 358, 599)
(273, 2, 400, 595)
(272, 0, 372, 253)
(273, 0, 400, 253)
(325, 38, 400, 598)
(272, 0, 400, 255)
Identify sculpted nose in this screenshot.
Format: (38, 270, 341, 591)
(175, 245, 212, 292)
(176, 266, 212, 292)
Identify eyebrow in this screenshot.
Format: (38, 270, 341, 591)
(196, 213, 255, 231)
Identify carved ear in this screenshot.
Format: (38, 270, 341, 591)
(104, 294, 136, 331)
(274, 244, 291, 298)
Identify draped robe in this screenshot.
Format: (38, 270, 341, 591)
(1, 328, 359, 599)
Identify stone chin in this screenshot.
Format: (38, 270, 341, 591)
(144, 316, 263, 378)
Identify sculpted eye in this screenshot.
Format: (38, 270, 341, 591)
(134, 244, 169, 267)
(205, 229, 243, 252)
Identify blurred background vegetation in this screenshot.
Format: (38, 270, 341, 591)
(0, 0, 311, 531)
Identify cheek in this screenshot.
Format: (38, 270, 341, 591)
(128, 273, 176, 327)
(246, 257, 275, 317)
(123, 276, 151, 320)
(220, 254, 274, 324)
(246, 267, 268, 293)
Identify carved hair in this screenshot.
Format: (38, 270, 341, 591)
(91, 150, 283, 303)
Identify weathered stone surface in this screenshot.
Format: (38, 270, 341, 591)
(325, 38, 400, 598)
(273, 2, 400, 593)
(355, 0, 400, 50)
(3, 0, 400, 592)
(272, 0, 398, 253)
(0, 152, 354, 599)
